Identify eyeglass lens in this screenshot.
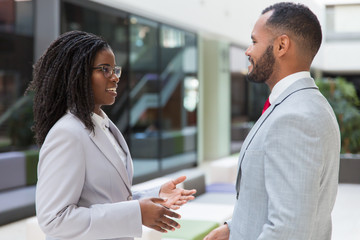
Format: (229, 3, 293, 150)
(103, 66, 121, 78)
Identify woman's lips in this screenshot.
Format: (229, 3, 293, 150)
(106, 87, 117, 95)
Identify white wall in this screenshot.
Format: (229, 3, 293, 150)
(319, 1, 360, 73)
(322, 42, 360, 73)
(322, 0, 360, 4)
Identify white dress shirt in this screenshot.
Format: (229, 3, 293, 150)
(269, 71, 312, 104)
(92, 110, 128, 167)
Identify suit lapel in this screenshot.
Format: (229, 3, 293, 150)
(235, 105, 274, 198)
(235, 78, 318, 198)
(89, 122, 132, 192)
(108, 120, 134, 185)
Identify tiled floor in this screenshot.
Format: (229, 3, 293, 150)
(1, 183, 359, 240)
(332, 184, 360, 240)
(0, 218, 28, 240)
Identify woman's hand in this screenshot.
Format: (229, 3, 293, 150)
(159, 176, 197, 210)
(139, 198, 181, 233)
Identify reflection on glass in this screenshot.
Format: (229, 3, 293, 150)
(184, 77, 199, 112)
(161, 26, 185, 48)
(0, 0, 34, 150)
(159, 26, 197, 170)
(129, 16, 160, 179)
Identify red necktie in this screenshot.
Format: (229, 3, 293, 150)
(262, 97, 271, 114)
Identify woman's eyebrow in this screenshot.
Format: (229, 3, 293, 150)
(94, 63, 111, 67)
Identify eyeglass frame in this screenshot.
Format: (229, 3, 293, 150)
(92, 65, 122, 79)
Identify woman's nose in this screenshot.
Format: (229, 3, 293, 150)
(111, 73, 119, 83)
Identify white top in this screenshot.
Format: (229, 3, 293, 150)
(269, 71, 312, 104)
(92, 110, 127, 167)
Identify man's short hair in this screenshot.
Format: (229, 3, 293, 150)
(262, 2, 322, 60)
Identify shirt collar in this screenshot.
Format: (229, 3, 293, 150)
(91, 110, 110, 129)
(269, 71, 311, 104)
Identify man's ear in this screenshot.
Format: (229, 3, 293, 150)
(275, 34, 290, 57)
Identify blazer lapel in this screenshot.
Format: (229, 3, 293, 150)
(89, 122, 132, 192)
(108, 120, 134, 185)
(235, 104, 274, 198)
(235, 78, 318, 198)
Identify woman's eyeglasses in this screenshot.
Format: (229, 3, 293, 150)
(92, 65, 122, 79)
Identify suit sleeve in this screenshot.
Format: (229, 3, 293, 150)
(257, 113, 323, 239)
(132, 186, 161, 200)
(36, 124, 142, 239)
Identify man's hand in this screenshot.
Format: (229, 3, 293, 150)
(203, 224, 230, 240)
(159, 176, 197, 210)
(139, 198, 181, 233)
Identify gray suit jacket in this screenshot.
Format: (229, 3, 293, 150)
(228, 78, 340, 240)
(36, 112, 159, 240)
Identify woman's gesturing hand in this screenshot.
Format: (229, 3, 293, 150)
(159, 176, 197, 210)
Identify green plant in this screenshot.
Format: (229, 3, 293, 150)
(316, 77, 360, 153)
(24, 149, 39, 185)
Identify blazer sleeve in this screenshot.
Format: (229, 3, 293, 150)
(36, 123, 142, 240)
(132, 186, 161, 200)
(257, 112, 323, 239)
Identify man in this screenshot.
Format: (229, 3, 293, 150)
(204, 2, 340, 240)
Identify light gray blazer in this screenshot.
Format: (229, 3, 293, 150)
(228, 78, 341, 240)
(36, 112, 159, 240)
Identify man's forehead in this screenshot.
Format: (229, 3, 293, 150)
(251, 11, 274, 37)
(256, 11, 272, 29)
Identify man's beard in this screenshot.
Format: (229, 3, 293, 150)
(246, 45, 275, 84)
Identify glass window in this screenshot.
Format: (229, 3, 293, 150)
(159, 26, 198, 171)
(0, 0, 34, 151)
(229, 45, 250, 153)
(128, 15, 161, 180)
(183, 32, 198, 127)
(230, 46, 248, 119)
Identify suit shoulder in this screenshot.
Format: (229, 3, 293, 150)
(48, 113, 89, 138)
(282, 89, 333, 116)
(274, 89, 339, 134)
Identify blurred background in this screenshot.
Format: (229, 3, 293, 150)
(1, 0, 359, 182)
(0, 0, 360, 238)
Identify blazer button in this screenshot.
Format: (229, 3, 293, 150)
(127, 196, 133, 201)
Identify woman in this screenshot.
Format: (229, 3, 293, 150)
(27, 30, 196, 240)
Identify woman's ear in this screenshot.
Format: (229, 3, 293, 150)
(275, 34, 290, 57)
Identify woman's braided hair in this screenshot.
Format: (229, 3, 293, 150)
(26, 30, 110, 145)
